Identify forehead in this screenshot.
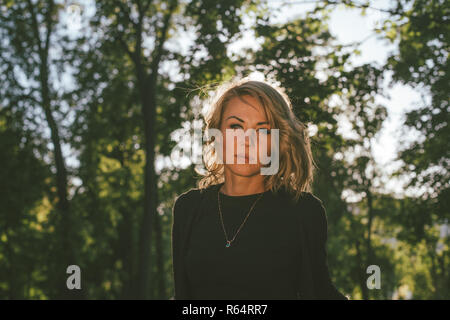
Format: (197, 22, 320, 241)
(222, 95, 267, 120)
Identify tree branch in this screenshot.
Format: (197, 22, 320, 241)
(26, 0, 42, 55)
(150, 0, 177, 76)
(113, 1, 140, 65)
(278, 0, 402, 16)
(135, 0, 153, 20)
(115, 30, 139, 65)
(44, 0, 55, 53)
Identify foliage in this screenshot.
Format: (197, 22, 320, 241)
(0, 0, 447, 299)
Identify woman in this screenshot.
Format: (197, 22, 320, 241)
(171, 78, 347, 300)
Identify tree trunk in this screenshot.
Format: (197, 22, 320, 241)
(154, 207, 166, 299)
(136, 74, 158, 299)
(37, 35, 78, 300)
(355, 239, 369, 300)
(366, 187, 374, 265)
(117, 155, 135, 299)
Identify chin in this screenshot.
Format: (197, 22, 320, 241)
(226, 164, 262, 177)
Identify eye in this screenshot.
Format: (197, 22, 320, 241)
(257, 128, 271, 135)
(230, 123, 243, 130)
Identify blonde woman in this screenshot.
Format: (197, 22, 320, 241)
(171, 78, 347, 300)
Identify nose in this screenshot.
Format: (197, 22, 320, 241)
(245, 130, 257, 157)
(246, 130, 257, 146)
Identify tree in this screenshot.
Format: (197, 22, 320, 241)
(383, 0, 449, 205)
(381, 0, 449, 298)
(73, 0, 257, 299)
(0, 0, 82, 298)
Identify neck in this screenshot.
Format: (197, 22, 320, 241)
(220, 170, 267, 196)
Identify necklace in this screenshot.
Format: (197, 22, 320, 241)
(217, 186, 264, 248)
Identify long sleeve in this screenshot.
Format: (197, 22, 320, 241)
(309, 196, 347, 300)
(171, 192, 190, 300)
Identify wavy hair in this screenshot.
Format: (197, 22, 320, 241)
(195, 77, 317, 202)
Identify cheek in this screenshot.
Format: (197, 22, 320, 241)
(220, 129, 229, 148)
(257, 135, 271, 157)
(222, 132, 237, 155)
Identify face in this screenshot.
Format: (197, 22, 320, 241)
(219, 95, 272, 177)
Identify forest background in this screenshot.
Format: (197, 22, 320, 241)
(0, 0, 448, 299)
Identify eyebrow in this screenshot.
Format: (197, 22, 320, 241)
(226, 115, 269, 126)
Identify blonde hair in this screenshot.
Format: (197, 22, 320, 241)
(196, 77, 317, 202)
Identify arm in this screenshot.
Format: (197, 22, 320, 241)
(171, 192, 190, 300)
(309, 196, 348, 300)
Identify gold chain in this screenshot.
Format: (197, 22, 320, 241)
(217, 187, 264, 248)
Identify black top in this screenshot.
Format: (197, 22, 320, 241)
(185, 185, 300, 300)
(171, 183, 348, 300)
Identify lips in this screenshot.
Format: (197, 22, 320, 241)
(235, 155, 256, 163)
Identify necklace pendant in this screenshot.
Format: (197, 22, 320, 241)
(225, 241, 231, 248)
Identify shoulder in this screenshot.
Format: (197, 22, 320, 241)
(173, 184, 216, 212)
(297, 192, 325, 213)
(293, 192, 328, 231)
(172, 188, 201, 229)
(172, 184, 218, 228)
(276, 189, 324, 212)
(173, 188, 199, 212)
(273, 187, 323, 208)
